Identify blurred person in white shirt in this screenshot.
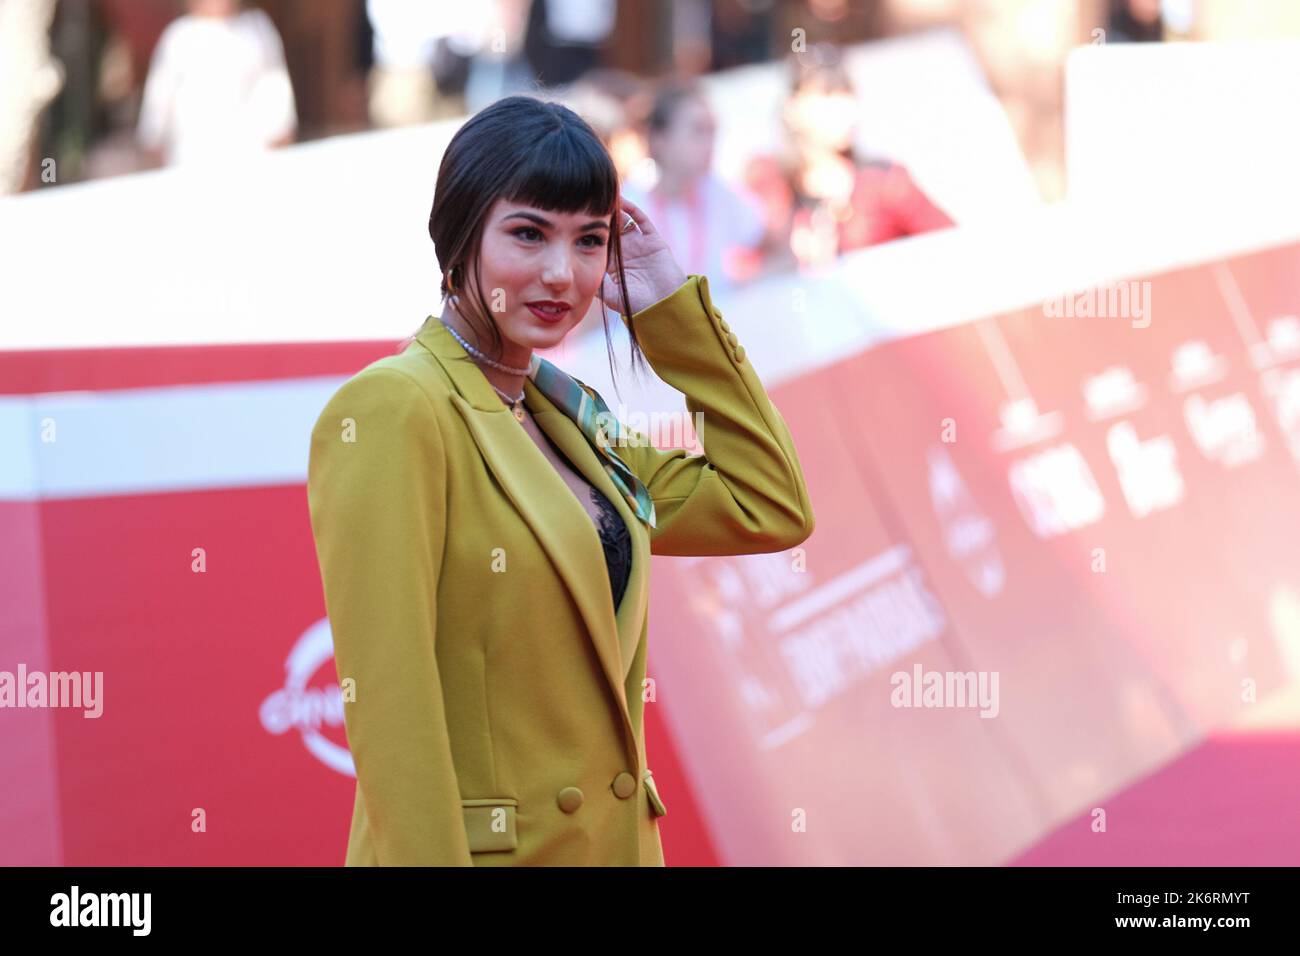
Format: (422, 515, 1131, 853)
(620, 79, 765, 294)
(136, 0, 296, 168)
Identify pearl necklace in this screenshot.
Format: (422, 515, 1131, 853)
(438, 313, 529, 422)
(489, 383, 527, 422)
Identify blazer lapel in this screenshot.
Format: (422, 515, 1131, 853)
(412, 318, 646, 755)
(525, 385, 651, 691)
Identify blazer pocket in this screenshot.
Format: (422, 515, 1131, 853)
(461, 797, 519, 853)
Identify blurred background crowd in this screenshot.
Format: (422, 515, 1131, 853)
(7, 0, 1299, 291)
(6, 0, 1300, 869)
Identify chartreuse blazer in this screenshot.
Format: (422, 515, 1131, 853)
(307, 274, 815, 866)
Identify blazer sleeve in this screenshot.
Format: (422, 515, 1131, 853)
(306, 367, 473, 866)
(613, 274, 815, 556)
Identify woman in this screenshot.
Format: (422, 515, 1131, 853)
(306, 95, 815, 866)
(740, 46, 953, 274)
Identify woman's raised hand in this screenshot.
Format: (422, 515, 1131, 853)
(600, 195, 689, 316)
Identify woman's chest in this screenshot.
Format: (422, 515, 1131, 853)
(436, 408, 634, 618)
(516, 413, 606, 526)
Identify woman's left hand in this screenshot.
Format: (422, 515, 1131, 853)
(601, 195, 689, 316)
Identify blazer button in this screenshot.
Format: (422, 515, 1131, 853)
(725, 331, 739, 348)
(611, 771, 637, 799)
(719, 318, 730, 333)
(733, 345, 746, 363)
(557, 786, 584, 813)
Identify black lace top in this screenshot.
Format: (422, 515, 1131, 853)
(536, 424, 633, 611)
(588, 485, 632, 611)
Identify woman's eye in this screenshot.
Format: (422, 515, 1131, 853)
(513, 227, 604, 248)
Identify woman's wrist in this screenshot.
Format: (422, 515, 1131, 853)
(630, 273, 693, 320)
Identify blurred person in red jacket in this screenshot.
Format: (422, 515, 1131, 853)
(739, 44, 953, 275)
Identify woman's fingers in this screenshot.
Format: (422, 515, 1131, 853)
(600, 272, 631, 312)
(618, 194, 657, 238)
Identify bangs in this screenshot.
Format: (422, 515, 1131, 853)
(500, 125, 620, 220)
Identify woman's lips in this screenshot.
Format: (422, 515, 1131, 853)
(526, 303, 571, 324)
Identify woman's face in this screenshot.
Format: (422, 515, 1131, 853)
(461, 198, 613, 360)
(786, 81, 857, 153)
(651, 97, 716, 180)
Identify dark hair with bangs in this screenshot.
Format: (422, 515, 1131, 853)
(428, 94, 650, 390)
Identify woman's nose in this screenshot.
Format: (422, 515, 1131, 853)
(540, 250, 574, 288)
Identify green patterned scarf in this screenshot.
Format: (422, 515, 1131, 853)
(528, 355, 657, 530)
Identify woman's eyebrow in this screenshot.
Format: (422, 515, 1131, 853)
(504, 211, 610, 231)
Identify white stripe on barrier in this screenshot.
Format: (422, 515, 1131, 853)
(0, 377, 346, 501)
(0, 400, 39, 500)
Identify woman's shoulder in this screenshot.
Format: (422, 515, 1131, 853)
(322, 346, 456, 422)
